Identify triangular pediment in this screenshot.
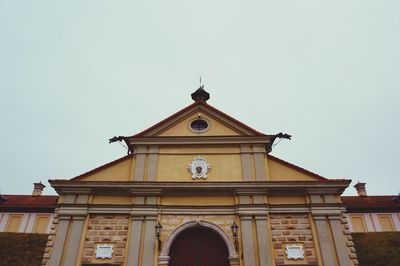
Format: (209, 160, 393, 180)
(132, 102, 265, 137)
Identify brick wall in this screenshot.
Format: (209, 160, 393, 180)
(82, 214, 129, 265)
(270, 213, 317, 265)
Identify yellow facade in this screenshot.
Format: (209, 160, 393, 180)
(350, 215, 367, 232)
(378, 214, 395, 231)
(77, 149, 323, 183)
(158, 113, 241, 136)
(32, 215, 50, 234)
(81, 156, 133, 181)
(5, 214, 22, 232)
(45, 91, 357, 266)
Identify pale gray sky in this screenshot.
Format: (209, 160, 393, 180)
(1, 1, 399, 196)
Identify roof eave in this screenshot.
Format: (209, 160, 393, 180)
(49, 180, 351, 196)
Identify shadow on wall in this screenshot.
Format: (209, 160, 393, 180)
(352, 232, 400, 266)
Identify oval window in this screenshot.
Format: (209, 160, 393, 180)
(190, 119, 208, 132)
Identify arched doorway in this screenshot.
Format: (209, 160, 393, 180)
(169, 226, 230, 266)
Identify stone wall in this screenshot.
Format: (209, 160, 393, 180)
(82, 214, 129, 265)
(160, 214, 236, 247)
(42, 213, 58, 266)
(341, 212, 359, 266)
(270, 213, 317, 265)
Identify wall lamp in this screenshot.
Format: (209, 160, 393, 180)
(231, 221, 239, 252)
(155, 222, 163, 251)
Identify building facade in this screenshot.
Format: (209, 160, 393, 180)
(5, 88, 399, 266)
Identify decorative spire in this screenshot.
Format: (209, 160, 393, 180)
(191, 85, 210, 102)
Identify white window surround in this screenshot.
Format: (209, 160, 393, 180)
(158, 220, 238, 265)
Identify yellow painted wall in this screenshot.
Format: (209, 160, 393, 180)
(161, 196, 235, 206)
(268, 158, 318, 181)
(81, 157, 133, 181)
(350, 215, 367, 232)
(157, 152, 242, 181)
(73, 147, 327, 183)
(378, 215, 394, 231)
(92, 196, 132, 204)
(159, 146, 240, 154)
(158, 113, 241, 136)
(268, 196, 307, 204)
(5, 214, 22, 232)
(33, 215, 50, 234)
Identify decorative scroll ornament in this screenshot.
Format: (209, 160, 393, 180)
(187, 156, 211, 179)
(285, 244, 304, 260)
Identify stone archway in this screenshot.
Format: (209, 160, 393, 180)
(158, 220, 239, 265)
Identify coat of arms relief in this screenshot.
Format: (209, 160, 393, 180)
(187, 156, 211, 179)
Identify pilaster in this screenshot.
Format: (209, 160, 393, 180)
(253, 145, 267, 181)
(63, 216, 86, 266)
(328, 215, 351, 266)
(240, 216, 256, 266)
(147, 145, 159, 181)
(134, 145, 147, 181)
(142, 216, 157, 266)
(313, 215, 336, 266)
(48, 216, 70, 266)
(255, 215, 273, 266)
(240, 145, 252, 181)
(126, 216, 144, 266)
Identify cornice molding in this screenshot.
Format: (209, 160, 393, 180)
(49, 180, 351, 196)
(129, 135, 273, 146)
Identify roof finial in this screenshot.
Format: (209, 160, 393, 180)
(191, 80, 210, 102)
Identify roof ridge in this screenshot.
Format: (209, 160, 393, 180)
(131, 101, 265, 137)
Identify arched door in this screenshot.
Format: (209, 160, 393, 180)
(169, 227, 230, 266)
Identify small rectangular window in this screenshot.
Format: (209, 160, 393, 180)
(378, 215, 394, 231)
(350, 216, 367, 232)
(33, 216, 49, 234)
(6, 214, 23, 232)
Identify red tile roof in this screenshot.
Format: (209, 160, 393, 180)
(342, 195, 400, 212)
(131, 101, 266, 137)
(0, 195, 58, 212)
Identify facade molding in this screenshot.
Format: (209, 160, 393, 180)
(159, 220, 238, 264)
(50, 180, 351, 197)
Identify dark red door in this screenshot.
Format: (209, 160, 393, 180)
(169, 227, 230, 266)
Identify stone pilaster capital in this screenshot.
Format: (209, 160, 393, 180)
(58, 216, 71, 221)
(131, 216, 145, 221)
(131, 207, 158, 217)
(327, 214, 342, 221)
(312, 215, 326, 221)
(311, 206, 341, 217)
(252, 145, 266, 153)
(145, 216, 157, 221)
(237, 206, 268, 216)
(57, 206, 88, 217)
(239, 216, 253, 221)
(254, 215, 268, 221)
(72, 216, 86, 221)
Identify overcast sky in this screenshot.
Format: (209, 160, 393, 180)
(1, 1, 399, 196)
